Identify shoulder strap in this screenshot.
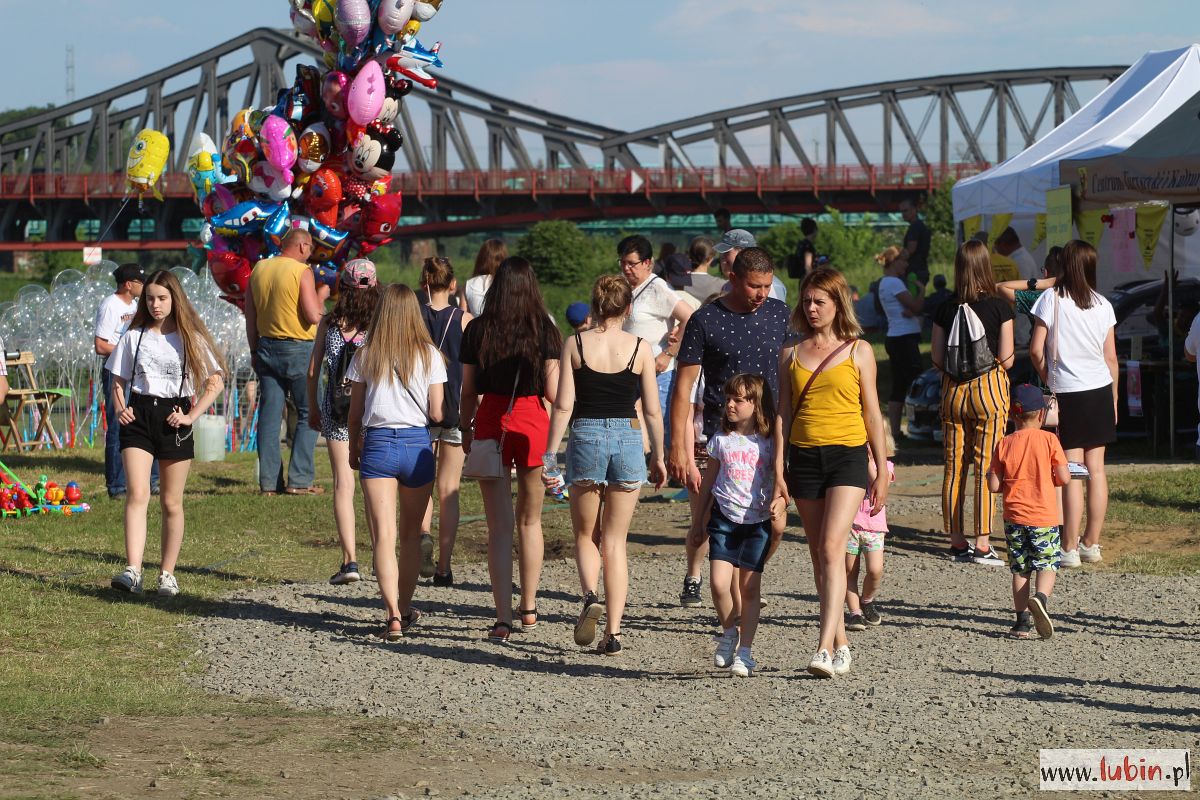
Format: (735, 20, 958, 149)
(1050, 291, 1060, 393)
(575, 332, 585, 367)
(437, 307, 459, 351)
(625, 338, 642, 371)
(631, 274, 659, 305)
(785, 339, 855, 437)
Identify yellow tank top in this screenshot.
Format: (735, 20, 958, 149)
(788, 346, 867, 447)
(250, 256, 316, 341)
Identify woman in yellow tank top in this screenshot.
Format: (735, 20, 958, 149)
(773, 268, 889, 678)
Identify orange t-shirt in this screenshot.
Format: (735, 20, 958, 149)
(990, 428, 1067, 527)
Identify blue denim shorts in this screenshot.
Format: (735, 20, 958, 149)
(359, 427, 436, 486)
(707, 506, 771, 573)
(566, 418, 646, 489)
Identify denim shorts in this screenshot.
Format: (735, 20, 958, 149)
(566, 418, 646, 489)
(359, 427, 436, 486)
(707, 506, 771, 573)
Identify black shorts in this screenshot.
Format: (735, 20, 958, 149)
(885, 333, 924, 403)
(119, 393, 194, 460)
(786, 444, 869, 500)
(1056, 384, 1116, 450)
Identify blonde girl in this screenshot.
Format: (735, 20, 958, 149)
(347, 284, 447, 640)
(108, 270, 226, 596)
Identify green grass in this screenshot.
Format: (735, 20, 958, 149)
(1106, 465, 1200, 529)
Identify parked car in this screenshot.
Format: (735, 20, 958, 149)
(1108, 277, 1200, 358)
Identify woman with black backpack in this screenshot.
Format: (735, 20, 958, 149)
(931, 240, 1015, 566)
(306, 259, 381, 586)
(419, 257, 473, 587)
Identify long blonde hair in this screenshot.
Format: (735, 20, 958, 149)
(357, 284, 437, 384)
(129, 269, 225, 389)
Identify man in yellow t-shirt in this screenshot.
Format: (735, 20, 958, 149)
(245, 229, 330, 495)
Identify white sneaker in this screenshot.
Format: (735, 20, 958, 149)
(156, 572, 180, 597)
(807, 649, 834, 678)
(1060, 549, 1082, 569)
(1078, 543, 1103, 563)
(110, 565, 143, 594)
(730, 647, 756, 677)
(714, 628, 739, 668)
(832, 645, 852, 675)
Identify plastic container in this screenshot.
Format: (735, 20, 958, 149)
(193, 415, 227, 462)
(542, 452, 568, 501)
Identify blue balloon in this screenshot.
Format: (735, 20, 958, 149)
(209, 201, 281, 238)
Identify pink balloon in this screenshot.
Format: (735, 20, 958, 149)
(348, 61, 386, 126)
(336, 0, 372, 49)
(260, 115, 298, 179)
(322, 72, 350, 120)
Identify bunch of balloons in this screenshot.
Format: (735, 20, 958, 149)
(185, 0, 448, 307)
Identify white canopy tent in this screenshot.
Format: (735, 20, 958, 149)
(953, 45, 1200, 220)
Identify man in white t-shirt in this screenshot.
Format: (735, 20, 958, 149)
(619, 235, 694, 450)
(716, 229, 787, 303)
(94, 263, 156, 498)
(1185, 311, 1200, 458)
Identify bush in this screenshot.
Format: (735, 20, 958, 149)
(515, 220, 602, 288)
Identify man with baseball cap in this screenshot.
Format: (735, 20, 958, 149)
(716, 229, 787, 303)
(565, 302, 591, 332)
(95, 263, 157, 498)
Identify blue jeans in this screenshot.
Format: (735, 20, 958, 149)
(657, 368, 674, 452)
(102, 367, 158, 495)
(256, 338, 317, 492)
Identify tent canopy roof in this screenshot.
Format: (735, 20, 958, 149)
(953, 45, 1200, 221)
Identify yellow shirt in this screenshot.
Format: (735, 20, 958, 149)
(788, 347, 867, 448)
(250, 256, 315, 341)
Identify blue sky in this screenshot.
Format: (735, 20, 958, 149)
(2, 0, 1195, 133)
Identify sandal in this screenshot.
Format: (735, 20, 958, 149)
(518, 608, 538, 631)
(381, 616, 403, 642)
(401, 608, 422, 633)
(488, 621, 512, 644)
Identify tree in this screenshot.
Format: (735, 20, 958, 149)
(515, 220, 600, 288)
(923, 177, 958, 268)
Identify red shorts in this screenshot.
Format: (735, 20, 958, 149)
(473, 393, 549, 469)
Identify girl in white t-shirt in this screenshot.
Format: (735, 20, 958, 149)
(107, 270, 225, 597)
(347, 284, 447, 640)
(697, 374, 785, 677)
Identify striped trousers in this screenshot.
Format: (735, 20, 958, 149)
(939, 367, 1010, 536)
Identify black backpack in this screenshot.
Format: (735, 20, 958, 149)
(327, 338, 363, 426)
(944, 302, 995, 381)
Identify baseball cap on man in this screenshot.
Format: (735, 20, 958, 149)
(1010, 384, 1047, 415)
(112, 264, 146, 285)
(714, 229, 756, 254)
(565, 302, 590, 327)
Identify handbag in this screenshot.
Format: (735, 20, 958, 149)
(783, 339, 856, 469)
(1042, 292, 1060, 428)
(462, 368, 520, 480)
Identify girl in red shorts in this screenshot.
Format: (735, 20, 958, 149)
(459, 257, 563, 642)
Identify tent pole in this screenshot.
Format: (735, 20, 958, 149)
(1169, 204, 1176, 459)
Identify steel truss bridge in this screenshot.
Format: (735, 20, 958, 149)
(0, 27, 1124, 249)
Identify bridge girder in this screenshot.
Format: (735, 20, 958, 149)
(0, 27, 1124, 183)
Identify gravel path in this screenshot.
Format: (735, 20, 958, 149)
(191, 510, 1199, 798)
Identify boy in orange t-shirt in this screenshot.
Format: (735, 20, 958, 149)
(987, 385, 1070, 640)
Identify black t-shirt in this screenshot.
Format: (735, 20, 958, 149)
(791, 238, 818, 279)
(678, 296, 791, 436)
(459, 317, 560, 397)
(932, 295, 1015, 361)
(904, 218, 931, 275)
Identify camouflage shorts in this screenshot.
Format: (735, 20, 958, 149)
(1004, 522, 1061, 574)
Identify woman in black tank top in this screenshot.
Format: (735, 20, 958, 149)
(544, 276, 667, 655)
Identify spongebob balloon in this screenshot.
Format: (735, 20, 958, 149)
(126, 129, 170, 206)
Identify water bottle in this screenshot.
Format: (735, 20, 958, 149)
(542, 452, 568, 501)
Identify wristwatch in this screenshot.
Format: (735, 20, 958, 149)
(1026, 278, 1038, 291)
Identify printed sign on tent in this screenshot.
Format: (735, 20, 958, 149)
(1046, 187, 1073, 248)
(1032, 214, 1047, 249)
(1110, 207, 1140, 274)
(1075, 209, 1106, 248)
(962, 215, 982, 242)
(1136, 204, 1169, 267)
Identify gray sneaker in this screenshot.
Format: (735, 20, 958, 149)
(845, 613, 867, 632)
(861, 601, 883, 626)
(679, 576, 703, 608)
(111, 565, 143, 594)
(1028, 592, 1054, 639)
(156, 572, 180, 597)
